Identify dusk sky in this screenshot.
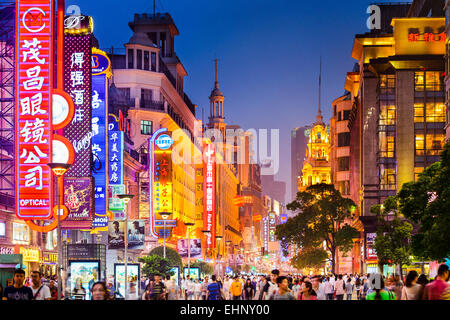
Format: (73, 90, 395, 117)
(66, 0, 411, 203)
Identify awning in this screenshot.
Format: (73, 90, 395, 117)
(0, 263, 17, 268)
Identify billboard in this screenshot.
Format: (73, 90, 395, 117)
(109, 131, 124, 185)
(127, 220, 145, 250)
(114, 264, 140, 300)
(183, 267, 200, 280)
(203, 142, 216, 249)
(91, 48, 110, 230)
(15, 0, 54, 220)
(63, 177, 93, 221)
(366, 233, 378, 261)
(69, 261, 100, 300)
(177, 238, 201, 258)
(108, 220, 125, 249)
(169, 266, 180, 286)
(149, 129, 174, 238)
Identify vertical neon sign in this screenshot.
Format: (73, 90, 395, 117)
(15, 0, 53, 219)
(203, 142, 216, 249)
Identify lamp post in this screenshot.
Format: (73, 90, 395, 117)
(184, 222, 195, 277)
(117, 193, 134, 300)
(160, 212, 170, 258)
(47, 162, 71, 301)
(202, 230, 211, 261)
(215, 235, 223, 277)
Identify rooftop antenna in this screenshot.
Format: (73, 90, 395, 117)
(214, 58, 219, 88)
(316, 57, 323, 124)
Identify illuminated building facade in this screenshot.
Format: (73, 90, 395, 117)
(347, 10, 447, 271)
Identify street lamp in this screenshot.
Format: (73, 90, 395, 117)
(47, 162, 71, 301)
(160, 212, 170, 259)
(184, 222, 195, 277)
(215, 235, 223, 258)
(117, 193, 134, 300)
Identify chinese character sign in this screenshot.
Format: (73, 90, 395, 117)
(91, 54, 108, 229)
(15, 0, 54, 219)
(63, 32, 92, 177)
(109, 131, 124, 185)
(63, 177, 93, 221)
(149, 129, 174, 238)
(203, 142, 216, 249)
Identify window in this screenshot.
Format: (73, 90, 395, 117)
(144, 51, 150, 70)
(338, 181, 350, 195)
(414, 103, 424, 122)
(415, 134, 425, 156)
(337, 157, 350, 171)
(426, 133, 446, 155)
(338, 112, 342, 121)
(415, 71, 444, 92)
(380, 74, 395, 89)
(137, 49, 142, 69)
(379, 132, 395, 158)
(338, 132, 350, 147)
(141, 89, 153, 104)
(151, 52, 157, 71)
(343, 110, 351, 121)
(425, 102, 446, 122)
(196, 169, 202, 177)
(334, 105, 337, 117)
(127, 49, 134, 69)
(379, 103, 396, 125)
(415, 72, 425, 91)
(140, 120, 153, 135)
(379, 165, 396, 190)
(414, 167, 424, 182)
(117, 88, 130, 102)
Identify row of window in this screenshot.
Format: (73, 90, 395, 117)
(127, 49, 157, 71)
(415, 133, 446, 156)
(414, 71, 444, 92)
(414, 102, 446, 123)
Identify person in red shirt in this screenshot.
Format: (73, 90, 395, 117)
(423, 264, 449, 300)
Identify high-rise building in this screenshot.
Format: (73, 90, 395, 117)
(290, 126, 310, 201)
(348, 13, 446, 272)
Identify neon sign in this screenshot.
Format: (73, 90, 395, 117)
(203, 142, 216, 249)
(15, 0, 53, 220)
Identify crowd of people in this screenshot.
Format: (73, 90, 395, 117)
(2, 263, 449, 300)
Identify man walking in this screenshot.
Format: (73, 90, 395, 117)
(2, 269, 33, 300)
(423, 264, 450, 300)
(206, 275, 223, 300)
(30, 271, 51, 300)
(270, 276, 295, 300)
(230, 276, 243, 300)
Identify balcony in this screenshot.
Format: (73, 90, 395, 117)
(140, 99, 164, 111)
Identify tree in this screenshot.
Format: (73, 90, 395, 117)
(190, 261, 213, 276)
(397, 141, 450, 262)
(370, 196, 413, 277)
(138, 255, 174, 278)
(149, 246, 183, 270)
(290, 247, 328, 270)
(276, 183, 359, 274)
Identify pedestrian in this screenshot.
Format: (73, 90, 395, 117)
(416, 274, 429, 299)
(324, 276, 334, 300)
(401, 270, 422, 300)
(193, 279, 202, 300)
(2, 269, 33, 301)
(365, 274, 396, 300)
(355, 277, 362, 300)
(142, 281, 153, 300)
(423, 264, 450, 300)
(230, 275, 243, 300)
(91, 281, 112, 300)
(334, 274, 345, 300)
(345, 277, 353, 300)
(201, 276, 209, 300)
(271, 276, 295, 300)
(243, 278, 255, 300)
(30, 271, 51, 300)
(393, 274, 403, 300)
(292, 279, 301, 298)
(263, 269, 279, 300)
(165, 275, 178, 300)
(298, 281, 317, 300)
(206, 275, 223, 300)
(151, 274, 166, 300)
(72, 277, 86, 299)
(184, 275, 193, 300)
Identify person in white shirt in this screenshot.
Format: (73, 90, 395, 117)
(334, 275, 346, 300)
(401, 271, 422, 300)
(324, 277, 334, 300)
(345, 278, 353, 300)
(193, 279, 202, 300)
(312, 276, 326, 300)
(30, 271, 51, 300)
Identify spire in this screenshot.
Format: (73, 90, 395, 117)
(214, 58, 219, 89)
(315, 57, 324, 125)
(209, 58, 223, 98)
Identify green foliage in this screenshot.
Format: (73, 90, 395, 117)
(371, 196, 413, 270)
(276, 183, 358, 273)
(291, 248, 328, 269)
(397, 141, 450, 262)
(190, 261, 213, 276)
(138, 255, 174, 278)
(149, 246, 183, 269)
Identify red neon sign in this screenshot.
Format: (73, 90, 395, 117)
(15, 0, 53, 219)
(203, 142, 216, 249)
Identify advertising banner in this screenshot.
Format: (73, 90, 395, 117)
(15, 0, 54, 220)
(177, 239, 201, 258)
(108, 220, 125, 249)
(127, 220, 145, 250)
(366, 233, 378, 261)
(183, 267, 200, 280)
(114, 264, 140, 300)
(149, 129, 174, 238)
(169, 266, 180, 286)
(203, 142, 216, 249)
(69, 261, 100, 300)
(63, 177, 93, 221)
(109, 131, 124, 185)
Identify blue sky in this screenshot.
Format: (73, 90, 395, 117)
(66, 0, 410, 202)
